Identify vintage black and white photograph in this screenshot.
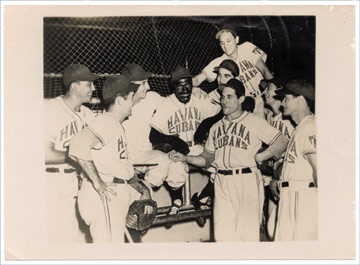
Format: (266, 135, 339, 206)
(2, 3, 357, 262)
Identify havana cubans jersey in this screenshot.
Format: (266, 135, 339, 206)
(280, 115, 316, 181)
(150, 94, 219, 155)
(203, 42, 267, 99)
(205, 111, 282, 169)
(88, 113, 134, 182)
(268, 113, 295, 140)
(44, 96, 95, 153)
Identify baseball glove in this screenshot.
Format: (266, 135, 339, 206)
(126, 199, 157, 232)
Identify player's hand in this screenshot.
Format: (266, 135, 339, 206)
(168, 150, 187, 162)
(92, 178, 116, 201)
(269, 180, 280, 200)
(192, 87, 208, 99)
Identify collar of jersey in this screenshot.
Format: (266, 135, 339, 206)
(169, 93, 193, 108)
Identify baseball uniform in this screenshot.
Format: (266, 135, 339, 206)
(203, 42, 267, 115)
(275, 114, 317, 241)
(150, 93, 219, 189)
(44, 96, 95, 243)
(75, 113, 138, 243)
(266, 112, 295, 240)
(205, 111, 282, 241)
(123, 91, 177, 187)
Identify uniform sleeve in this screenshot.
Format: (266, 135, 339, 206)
(87, 115, 117, 147)
(149, 101, 169, 134)
(302, 118, 316, 156)
(255, 114, 282, 145)
(242, 42, 267, 65)
(202, 56, 224, 83)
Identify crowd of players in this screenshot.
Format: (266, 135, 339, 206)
(44, 24, 317, 243)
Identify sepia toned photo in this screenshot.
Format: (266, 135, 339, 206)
(2, 3, 357, 262)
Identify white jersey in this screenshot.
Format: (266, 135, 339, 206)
(203, 42, 267, 99)
(150, 93, 218, 155)
(268, 112, 295, 140)
(123, 91, 164, 155)
(87, 113, 134, 182)
(44, 96, 95, 154)
(280, 115, 316, 182)
(205, 111, 282, 169)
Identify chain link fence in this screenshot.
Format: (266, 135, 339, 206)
(44, 16, 315, 111)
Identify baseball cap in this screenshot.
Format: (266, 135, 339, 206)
(213, 59, 239, 77)
(63, 64, 100, 88)
(275, 79, 315, 101)
(215, 24, 237, 40)
(171, 66, 193, 83)
(225, 78, 245, 96)
(260, 77, 286, 91)
(122, 63, 153, 82)
(102, 75, 140, 102)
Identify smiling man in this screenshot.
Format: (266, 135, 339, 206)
(150, 66, 219, 217)
(192, 24, 273, 117)
(44, 64, 100, 243)
(168, 78, 288, 241)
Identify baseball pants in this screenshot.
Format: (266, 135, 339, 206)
(46, 170, 86, 243)
(132, 150, 188, 189)
(275, 180, 318, 241)
(77, 178, 136, 243)
(214, 168, 264, 241)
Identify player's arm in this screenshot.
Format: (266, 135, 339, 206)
(255, 58, 273, 80)
(192, 72, 207, 87)
(306, 153, 317, 187)
(69, 128, 115, 200)
(168, 149, 215, 169)
(44, 139, 68, 164)
(255, 133, 288, 165)
(149, 127, 190, 155)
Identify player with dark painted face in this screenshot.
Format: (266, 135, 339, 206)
(173, 77, 193, 104)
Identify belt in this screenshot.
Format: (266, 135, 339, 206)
(46, 167, 77, 174)
(281, 181, 316, 188)
(218, 167, 252, 175)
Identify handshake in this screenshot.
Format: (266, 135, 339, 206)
(167, 150, 187, 163)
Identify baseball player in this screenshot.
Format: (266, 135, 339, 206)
(192, 24, 273, 117)
(150, 66, 219, 216)
(272, 79, 317, 241)
(169, 78, 288, 241)
(69, 75, 152, 243)
(260, 77, 295, 240)
(192, 59, 241, 226)
(121, 63, 176, 190)
(44, 64, 99, 243)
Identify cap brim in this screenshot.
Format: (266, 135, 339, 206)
(275, 88, 298, 96)
(82, 73, 101, 82)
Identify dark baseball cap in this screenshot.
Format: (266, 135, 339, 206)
(213, 59, 239, 77)
(275, 79, 315, 101)
(102, 75, 140, 102)
(122, 63, 153, 82)
(225, 78, 245, 96)
(63, 64, 100, 88)
(171, 66, 193, 83)
(215, 24, 237, 40)
(260, 77, 286, 91)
